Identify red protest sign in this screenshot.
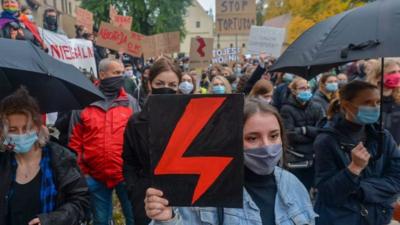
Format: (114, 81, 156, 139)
(109, 5, 133, 31)
(75, 7, 93, 33)
(96, 22, 144, 57)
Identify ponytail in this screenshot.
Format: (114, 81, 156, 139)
(327, 98, 341, 119)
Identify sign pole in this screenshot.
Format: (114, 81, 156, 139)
(235, 33, 239, 62)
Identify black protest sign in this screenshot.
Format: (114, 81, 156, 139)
(216, 0, 256, 35)
(149, 94, 244, 207)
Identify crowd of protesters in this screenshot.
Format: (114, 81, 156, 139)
(1, 0, 400, 225)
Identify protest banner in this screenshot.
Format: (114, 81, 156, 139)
(96, 22, 145, 57)
(75, 7, 94, 33)
(246, 26, 286, 57)
(143, 32, 181, 58)
(38, 28, 98, 78)
(109, 5, 133, 31)
(189, 37, 214, 69)
(212, 47, 241, 64)
(216, 0, 256, 35)
(149, 94, 244, 207)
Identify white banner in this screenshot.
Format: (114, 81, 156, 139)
(246, 26, 286, 57)
(39, 27, 98, 78)
(212, 48, 241, 64)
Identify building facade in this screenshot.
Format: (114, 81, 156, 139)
(181, 0, 214, 56)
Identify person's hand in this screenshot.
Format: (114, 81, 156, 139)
(348, 142, 370, 175)
(28, 218, 41, 225)
(145, 188, 173, 221)
(259, 52, 268, 63)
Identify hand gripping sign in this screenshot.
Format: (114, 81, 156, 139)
(149, 94, 244, 207)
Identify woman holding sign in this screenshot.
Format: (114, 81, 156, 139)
(144, 98, 317, 225)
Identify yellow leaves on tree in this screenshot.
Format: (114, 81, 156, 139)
(265, 0, 365, 43)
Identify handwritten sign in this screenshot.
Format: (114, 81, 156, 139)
(109, 5, 133, 31)
(75, 7, 93, 33)
(189, 37, 214, 69)
(216, 0, 256, 35)
(212, 48, 241, 64)
(246, 26, 286, 57)
(96, 22, 144, 57)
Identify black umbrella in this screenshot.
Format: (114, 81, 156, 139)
(270, 0, 400, 160)
(0, 38, 104, 113)
(270, 0, 400, 78)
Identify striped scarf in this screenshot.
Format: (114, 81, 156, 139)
(12, 146, 58, 213)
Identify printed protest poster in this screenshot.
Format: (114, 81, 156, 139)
(246, 26, 286, 57)
(109, 5, 133, 31)
(39, 27, 97, 78)
(149, 94, 244, 207)
(216, 0, 256, 35)
(212, 48, 241, 64)
(96, 22, 145, 57)
(189, 37, 214, 69)
(75, 7, 94, 33)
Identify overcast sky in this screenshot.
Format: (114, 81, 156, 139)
(198, 0, 216, 14)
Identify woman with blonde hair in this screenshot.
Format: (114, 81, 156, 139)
(208, 75, 232, 94)
(366, 58, 400, 145)
(280, 77, 324, 191)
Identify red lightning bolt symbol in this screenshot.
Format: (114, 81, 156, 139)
(196, 37, 206, 57)
(154, 97, 233, 204)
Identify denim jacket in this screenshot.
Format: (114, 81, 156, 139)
(151, 167, 317, 225)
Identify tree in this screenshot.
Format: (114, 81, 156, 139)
(80, 0, 192, 39)
(265, 0, 365, 43)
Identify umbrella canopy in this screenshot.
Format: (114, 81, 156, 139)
(270, 0, 400, 79)
(0, 38, 104, 113)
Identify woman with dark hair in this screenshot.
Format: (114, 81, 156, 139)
(0, 87, 89, 225)
(280, 77, 324, 191)
(123, 57, 182, 225)
(143, 98, 317, 225)
(249, 79, 274, 104)
(314, 80, 400, 225)
(312, 73, 339, 114)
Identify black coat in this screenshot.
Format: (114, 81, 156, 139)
(312, 90, 330, 114)
(314, 115, 400, 225)
(280, 95, 325, 158)
(123, 109, 151, 225)
(0, 142, 89, 225)
(382, 95, 400, 145)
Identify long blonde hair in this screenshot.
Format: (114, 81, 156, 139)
(208, 75, 233, 94)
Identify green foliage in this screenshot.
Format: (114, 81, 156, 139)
(80, 0, 192, 39)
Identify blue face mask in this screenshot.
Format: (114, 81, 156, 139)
(244, 144, 282, 175)
(283, 73, 294, 83)
(3, 131, 38, 154)
(179, 81, 194, 94)
(354, 106, 380, 125)
(27, 15, 34, 22)
(212, 85, 226, 94)
(296, 90, 313, 102)
(326, 82, 339, 92)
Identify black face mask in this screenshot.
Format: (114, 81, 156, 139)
(45, 16, 57, 29)
(99, 76, 124, 99)
(152, 87, 177, 95)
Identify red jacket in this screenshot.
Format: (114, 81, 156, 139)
(69, 89, 140, 188)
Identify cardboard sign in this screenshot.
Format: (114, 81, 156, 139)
(149, 94, 244, 207)
(75, 7, 93, 33)
(96, 22, 145, 57)
(189, 37, 214, 69)
(60, 14, 76, 38)
(143, 32, 181, 58)
(212, 48, 241, 64)
(109, 5, 133, 31)
(39, 28, 98, 78)
(216, 0, 256, 35)
(246, 26, 286, 57)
